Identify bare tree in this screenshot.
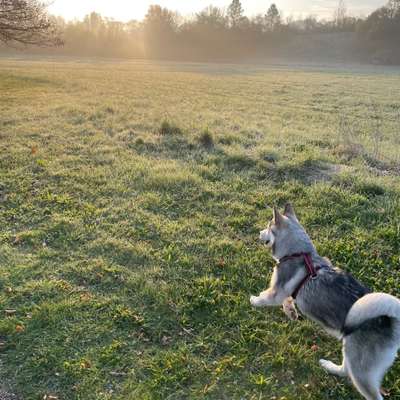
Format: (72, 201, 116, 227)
(333, 0, 347, 30)
(387, 0, 400, 17)
(0, 0, 62, 46)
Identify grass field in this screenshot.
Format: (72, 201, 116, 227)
(1, 58, 400, 400)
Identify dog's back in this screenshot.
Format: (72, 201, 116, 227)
(296, 265, 371, 337)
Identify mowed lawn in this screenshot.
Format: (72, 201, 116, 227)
(1, 58, 400, 400)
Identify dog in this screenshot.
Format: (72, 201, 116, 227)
(250, 204, 400, 400)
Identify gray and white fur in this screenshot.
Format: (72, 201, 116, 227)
(250, 204, 400, 400)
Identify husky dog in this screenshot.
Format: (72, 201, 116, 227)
(250, 204, 400, 400)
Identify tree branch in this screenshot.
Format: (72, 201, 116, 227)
(0, 0, 63, 46)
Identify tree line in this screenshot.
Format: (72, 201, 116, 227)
(1, 0, 400, 63)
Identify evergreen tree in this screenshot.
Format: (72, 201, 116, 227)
(265, 4, 281, 31)
(227, 0, 244, 28)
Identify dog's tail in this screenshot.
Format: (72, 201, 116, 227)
(344, 292, 400, 335)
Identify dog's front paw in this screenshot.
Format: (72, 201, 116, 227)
(250, 295, 260, 307)
(282, 297, 298, 320)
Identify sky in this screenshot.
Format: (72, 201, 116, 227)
(48, 1, 386, 22)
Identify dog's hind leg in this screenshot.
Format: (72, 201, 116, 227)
(346, 350, 397, 400)
(319, 359, 347, 377)
(344, 335, 396, 400)
(347, 372, 383, 400)
(319, 343, 348, 377)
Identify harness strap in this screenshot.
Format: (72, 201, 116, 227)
(278, 252, 320, 299)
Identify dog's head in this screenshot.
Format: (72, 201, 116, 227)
(260, 203, 315, 260)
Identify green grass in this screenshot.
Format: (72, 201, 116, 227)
(0, 58, 400, 399)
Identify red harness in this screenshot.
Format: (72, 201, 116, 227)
(278, 252, 321, 299)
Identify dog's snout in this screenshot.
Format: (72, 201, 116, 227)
(260, 232, 269, 241)
(259, 229, 273, 247)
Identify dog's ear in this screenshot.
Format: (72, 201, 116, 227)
(284, 203, 297, 220)
(273, 207, 284, 226)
